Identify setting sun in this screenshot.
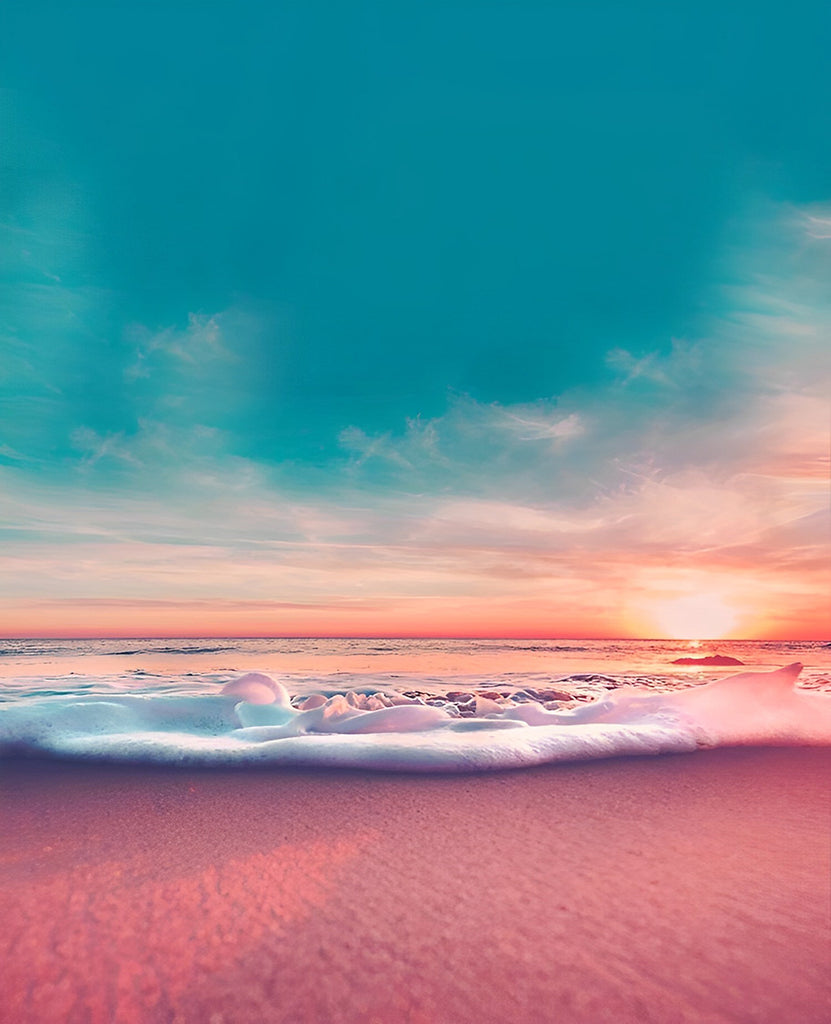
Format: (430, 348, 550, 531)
(652, 594, 738, 640)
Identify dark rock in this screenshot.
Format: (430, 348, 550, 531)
(671, 655, 744, 666)
(539, 689, 576, 702)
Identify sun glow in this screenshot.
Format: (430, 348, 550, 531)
(653, 594, 739, 640)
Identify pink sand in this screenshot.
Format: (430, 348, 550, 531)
(2, 747, 829, 1023)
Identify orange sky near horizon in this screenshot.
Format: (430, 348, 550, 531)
(1, 590, 827, 642)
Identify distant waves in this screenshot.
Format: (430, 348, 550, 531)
(109, 646, 237, 656)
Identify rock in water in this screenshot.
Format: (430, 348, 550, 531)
(671, 655, 744, 666)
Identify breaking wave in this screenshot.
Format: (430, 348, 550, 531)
(1, 663, 829, 773)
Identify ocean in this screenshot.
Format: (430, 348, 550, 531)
(1, 637, 830, 771)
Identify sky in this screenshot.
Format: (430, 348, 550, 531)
(1, 1, 829, 640)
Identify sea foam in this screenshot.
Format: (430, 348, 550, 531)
(1, 663, 829, 772)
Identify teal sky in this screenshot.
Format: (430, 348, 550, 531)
(1, 2, 829, 638)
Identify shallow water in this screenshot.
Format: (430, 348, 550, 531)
(1, 636, 829, 700)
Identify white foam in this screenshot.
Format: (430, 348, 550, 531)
(1, 663, 828, 772)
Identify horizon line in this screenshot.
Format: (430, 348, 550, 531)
(1, 634, 827, 643)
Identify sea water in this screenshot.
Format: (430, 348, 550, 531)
(1, 638, 829, 772)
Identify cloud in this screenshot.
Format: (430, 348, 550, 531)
(336, 396, 587, 497)
(338, 425, 416, 471)
(0, 199, 828, 637)
(804, 213, 831, 240)
(124, 312, 230, 380)
(70, 427, 143, 468)
(494, 408, 584, 442)
(605, 346, 676, 387)
(0, 154, 273, 468)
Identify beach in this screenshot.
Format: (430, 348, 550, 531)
(2, 746, 829, 1024)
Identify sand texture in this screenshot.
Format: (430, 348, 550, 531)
(2, 747, 830, 1023)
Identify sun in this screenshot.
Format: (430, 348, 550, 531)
(653, 594, 738, 640)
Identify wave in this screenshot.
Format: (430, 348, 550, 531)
(453, 643, 591, 652)
(108, 646, 237, 656)
(0, 645, 72, 657)
(1, 664, 829, 773)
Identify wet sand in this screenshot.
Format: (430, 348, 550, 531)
(2, 747, 829, 1023)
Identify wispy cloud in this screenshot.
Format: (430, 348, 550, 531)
(124, 312, 230, 380)
(805, 214, 831, 240)
(0, 201, 828, 637)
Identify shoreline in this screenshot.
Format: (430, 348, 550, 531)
(3, 747, 830, 1023)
